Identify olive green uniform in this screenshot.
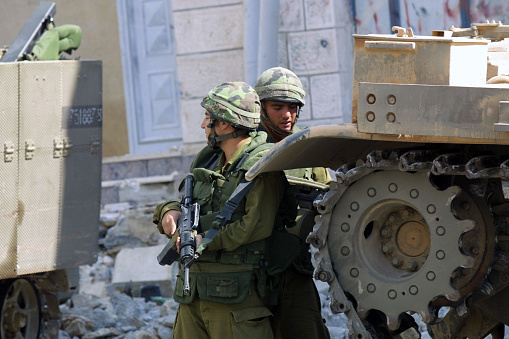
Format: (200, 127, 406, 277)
(283, 126, 332, 184)
(153, 131, 284, 339)
(258, 124, 331, 339)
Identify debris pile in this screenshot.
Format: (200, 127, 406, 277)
(58, 202, 349, 338)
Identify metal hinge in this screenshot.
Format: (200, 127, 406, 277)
(25, 140, 35, 160)
(63, 137, 73, 157)
(53, 138, 63, 158)
(4, 142, 14, 162)
(90, 136, 100, 154)
(54, 137, 73, 158)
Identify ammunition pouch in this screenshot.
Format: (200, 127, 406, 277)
(173, 271, 198, 304)
(196, 271, 253, 304)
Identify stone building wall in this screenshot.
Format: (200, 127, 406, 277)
(278, 0, 355, 127)
(172, 0, 245, 149)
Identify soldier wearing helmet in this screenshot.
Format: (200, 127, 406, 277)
(256, 68, 331, 339)
(255, 67, 331, 183)
(153, 82, 290, 339)
(255, 66, 305, 142)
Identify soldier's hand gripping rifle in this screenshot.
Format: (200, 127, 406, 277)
(157, 175, 200, 295)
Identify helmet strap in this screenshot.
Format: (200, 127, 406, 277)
(207, 119, 249, 149)
(260, 107, 294, 140)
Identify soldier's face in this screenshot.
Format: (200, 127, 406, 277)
(264, 101, 298, 132)
(201, 111, 212, 140)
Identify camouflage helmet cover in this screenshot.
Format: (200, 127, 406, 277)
(201, 82, 261, 130)
(255, 67, 305, 106)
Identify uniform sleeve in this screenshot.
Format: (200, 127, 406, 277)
(312, 166, 333, 184)
(152, 200, 182, 234)
(207, 171, 283, 252)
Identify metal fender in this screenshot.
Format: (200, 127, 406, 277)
(246, 123, 419, 180)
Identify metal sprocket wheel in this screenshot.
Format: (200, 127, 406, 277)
(0, 279, 41, 339)
(325, 170, 479, 331)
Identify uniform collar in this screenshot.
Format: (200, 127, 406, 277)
(217, 137, 253, 174)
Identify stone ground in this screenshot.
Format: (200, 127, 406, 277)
(56, 202, 508, 339)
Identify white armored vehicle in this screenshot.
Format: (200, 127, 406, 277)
(0, 2, 102, 338)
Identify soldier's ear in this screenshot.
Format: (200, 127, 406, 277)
(218, 121, 231, 131)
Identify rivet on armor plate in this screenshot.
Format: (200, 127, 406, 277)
(350, 268, 359, 278)
(386, 112, 396, 123)
(350, 202, 360, 211)
(388, 183, 398, 193)
(367, 283, 376, 293)
(367, 93, 376, 104)
(436, 226, 446, 236)
(341, 246, 350, 256)
(409, 285, 418, 295)
(366, 111, 376, 122)
(472, 247, 479, 255)
(367, 187, 376, 197)
(341, 223, 350, 232)
(388, 290, 397, 299)
(436, 250, 445, 260)
(410, 189, 419, 199)
(387, 94, 397, 105)
(427, 204, 436, 214)
(426, 271, 436, 281)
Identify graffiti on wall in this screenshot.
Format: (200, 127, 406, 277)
(351, 0, 509, 35)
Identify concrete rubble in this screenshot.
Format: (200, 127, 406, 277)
(59, 201, 350, 338)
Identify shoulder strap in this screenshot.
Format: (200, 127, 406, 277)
(203, 176, 258, 241)
(203, 152, 220, 170)
(198, 144, 272, 251)
(202, 149, 262, 242)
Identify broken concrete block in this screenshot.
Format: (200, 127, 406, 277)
(110, 245, 176, 298)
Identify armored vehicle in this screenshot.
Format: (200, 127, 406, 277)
(247, 23, 509, 338)
(0, 2, 102, 338)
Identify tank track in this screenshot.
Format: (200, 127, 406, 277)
(308, 149, 509, 339)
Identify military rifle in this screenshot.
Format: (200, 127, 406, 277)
(157, 175, 200, 295)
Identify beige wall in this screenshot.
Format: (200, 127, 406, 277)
(172, 0, 244, 151)
(0, 0, 129, 157)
